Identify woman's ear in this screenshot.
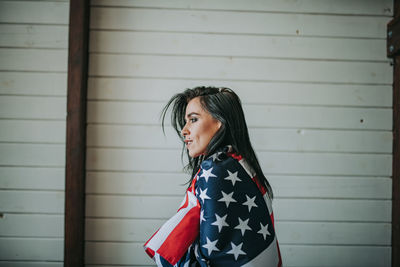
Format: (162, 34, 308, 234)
(216, 120, 222, 130)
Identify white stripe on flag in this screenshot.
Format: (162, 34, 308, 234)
(242, 236, 280, 267)
(145, 191, 198, 252)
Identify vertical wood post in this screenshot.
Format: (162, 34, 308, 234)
(387, 1, 400, 266)
(64, 0, 90, 266)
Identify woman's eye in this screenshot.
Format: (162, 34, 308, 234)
(190, 118, 198, 123)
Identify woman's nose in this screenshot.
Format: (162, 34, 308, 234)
(181, 124, 189, 137)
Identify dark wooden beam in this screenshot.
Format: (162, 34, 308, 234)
(393, 55, 400, 267)
(388, 17, 400, 57)
(64, 0, 90, 266)
(389, 1, 400, 267)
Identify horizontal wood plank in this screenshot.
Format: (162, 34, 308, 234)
(0, 1, 69, 24)
(86, 125, 393, 153)
(281, 245, 390, 267)
(84, 242, 390, 266)
(0, 72, 67, 96)
(0, 191, 64, 213)
(0, 214, 63, 237)
(0, 237, 63, 261)
(87, 78, 392, 107)
(86, 171, 187, 195)
(85, 172, 392, 199)
(0, 49, 67, 72)
(85, 195, 391, 222)
(0, 24, 68, 49)
(0, 167, 64, 190)
(0, 144, 65, 167)
(89, 54, 393, 84)
(86, 102, 392, 130)
(0, 96, 66, 120)
(90, 31, 388, 61)
(270, 175, 391, 199)
(86, 148, 392, 176)
(0, 120, 65, 143)
(85, 218, 391, 245)
(90, 8, 390, 38)
(91, 0, 393, 16)
(0, 262, 62, 267)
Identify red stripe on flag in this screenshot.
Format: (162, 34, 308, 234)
(145, 247, 155, 259)
(144, 229, 159, 247)
(157, 205, 201, 265)
(276, 238, 282, 267)
(177, 193, 189, 212)
(227, 151, 243, 161)
(251, 175, 267, 195)
(270, 212, 275, 227)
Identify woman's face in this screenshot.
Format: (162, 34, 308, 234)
(181, 97, 222, 158)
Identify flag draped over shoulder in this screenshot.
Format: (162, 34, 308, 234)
(144, 147, 282, 267)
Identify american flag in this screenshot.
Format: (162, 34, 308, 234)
(144, 147, 282, 266)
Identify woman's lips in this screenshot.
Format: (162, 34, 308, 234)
(185, 140, 193, 147)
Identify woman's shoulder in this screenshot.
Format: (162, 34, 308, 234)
(196, 147, 254, 190)
(200, 148, 238, 173)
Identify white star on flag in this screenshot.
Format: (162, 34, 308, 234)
(194, 243, 205, 262)
(202, 237, 220, 255)
(200, 209, 206, 223)
(224, 170, 242, 186)
(211, 214, 229, 232)
(234, 217, 252, 236)
(227, 241, 246, 260)
(257, 222, 271, 240)
(218, 191, 237, 208)
(211, 152, 221, 162)
(200, 167, 217, 182)
(242, 195, 258, 212)
(198, 188, 211, 203)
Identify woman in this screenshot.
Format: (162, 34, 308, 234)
(144, 87, 282, 267)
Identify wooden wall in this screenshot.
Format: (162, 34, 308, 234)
(84, 0, 394, 266)
(0, 1, 69, 266)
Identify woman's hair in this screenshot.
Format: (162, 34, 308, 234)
(161, 86, 273, 199)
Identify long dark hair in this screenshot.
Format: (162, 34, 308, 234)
(161, 86, 273, 199)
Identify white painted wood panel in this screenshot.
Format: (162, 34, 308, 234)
(86, 171, 187, 196)
(90, 31, 388, 61)
(0, 1, 69, 24)
(89, 54, 392, 84)
(0, 144, 65, 167)
(269, 176, 391, 199)
(0, 262, 62, 267)
(85, 0, 393, 266)
(0, 120, 65, 143)
(0, 1, 69, 266)
(86, 172, 391, 199)
(0, 191, 64, 213)
(86, 148, 392, 176)
(0, 72, 67, 96)
(86, 195, 391, 222)
(0, 238, 63, 261)
(0, 214, 63, 237)
(91, 0, 393, 16)
(0, 167, 64, 190)
(0, 49, 67, 72)
(87, 125, 392, 153)
(86, 102, 392, 130)
(281, 245, 391, 267)
(0, 96, 66, 119)
(85, 218, 390, 245)
(90, 8, 389, 38)
(87, 78, 392, 107)
(0, 24, 68, 49)
(84, 242, 390, 267)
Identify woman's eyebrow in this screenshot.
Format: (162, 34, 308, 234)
(185, 112, 200, 118)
